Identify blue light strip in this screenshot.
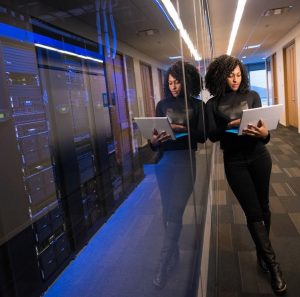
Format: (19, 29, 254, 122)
(109, 1, 117, 59)
(0, 23, 104, 63)
(154, 0, 177, 31)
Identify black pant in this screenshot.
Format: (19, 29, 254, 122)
(155, 150, 196, 225)
(155, 150, 196, 262)
(224, 145, 272, 223)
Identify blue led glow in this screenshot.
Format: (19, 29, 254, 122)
(110, 11, 117, 59)
(154, 0, 177, 31)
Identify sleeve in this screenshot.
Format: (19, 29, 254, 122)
(148, 139, 159, 151)
(189, 100, 207, 143)
(206, 98, 227, 142)
(261, 133, 271, 144)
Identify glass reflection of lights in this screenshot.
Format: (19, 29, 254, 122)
(154, 0, 201, 61)
(0, 22, 103, 63)
(34, 43, 103, 63)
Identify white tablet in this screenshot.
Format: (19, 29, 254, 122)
(133, 117, 176, 140)
(238, 104, 283, 135)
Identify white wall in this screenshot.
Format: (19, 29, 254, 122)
(267, 22, 300, 131)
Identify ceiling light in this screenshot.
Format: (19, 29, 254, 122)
(68, 8, 84, 16)
(263, 6, 292, 16)
(242, 56, 246, 58)
(137, 29, 159, 37)
(243, 44, 261, 49)
(168, 56, 182, 60)
(227, 0, 247, 55)
(155, 0, 201, 61)
(52, 11, 70, 18)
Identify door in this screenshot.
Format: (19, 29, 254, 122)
(140, 62, 155, 116)
(271, 53, 278, 105)
(284, 43, 298, 127)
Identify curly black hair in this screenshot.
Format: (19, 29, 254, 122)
(205, 55, 249, 97)
(164, 61, 201, 99)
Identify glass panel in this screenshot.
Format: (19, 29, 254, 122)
(0, 1, 213, 296)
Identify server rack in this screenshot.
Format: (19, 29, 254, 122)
(0, 40, 71, 295)
(85, 60, 117, 212)
(36, 48, 112, 250)
(0, 9, 144, 296)
(104, 53, 139, 204)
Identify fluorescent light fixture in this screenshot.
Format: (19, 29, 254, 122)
(242, 55, 246, 58)
(34, 43, 103, 63)
(158, 0, 201, 61)
(168, 55, 182, 60)
(227, 0, 247, 55)
(243, 44, 261, 49)
(154, 0, 176, 31)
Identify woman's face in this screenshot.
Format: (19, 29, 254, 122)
(168, 74, 181, 98)
(226, 65, 242, 91)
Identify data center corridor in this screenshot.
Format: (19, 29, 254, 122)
(41, 125, 300, 297)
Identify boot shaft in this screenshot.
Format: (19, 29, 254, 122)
(247, 221, 287, 294)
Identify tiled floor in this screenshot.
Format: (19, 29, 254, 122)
(207, 125, 300, 297)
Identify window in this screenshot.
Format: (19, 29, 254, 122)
(246, 63, 268, 106)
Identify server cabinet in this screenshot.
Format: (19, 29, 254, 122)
(36, 49, 109, 249)
(84, 61, 116, 210)
(0, 39, 71, 295)
(104, 53, 144, 202)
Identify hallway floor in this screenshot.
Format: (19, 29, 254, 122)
(43, 147, 209, 297)
(207, 125, 300, 297)
(43, 125, 300, 297)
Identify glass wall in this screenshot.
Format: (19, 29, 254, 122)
(0, 1, 213, 297)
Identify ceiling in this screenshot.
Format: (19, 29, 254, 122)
(1, 0, 300, 66)
(209, 0, 300, 64)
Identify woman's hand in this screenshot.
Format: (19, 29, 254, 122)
(170, 124, 187, 133)
(150, 128, 171, 146)
(227, 119, 241, 128)
(242, 119, 269, 138)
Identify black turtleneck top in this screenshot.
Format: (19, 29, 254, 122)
(155, 96, 206, 151)
(206, 90, 270, 152)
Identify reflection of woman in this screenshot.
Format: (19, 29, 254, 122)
(150, 61, 206, 289)
(205, 55, 287, 294)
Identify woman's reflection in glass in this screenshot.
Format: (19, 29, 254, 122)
(149, 61, 206, 289)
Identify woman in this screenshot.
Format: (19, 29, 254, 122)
(205, 54, 286, 294)
(150, 61, 206, 289)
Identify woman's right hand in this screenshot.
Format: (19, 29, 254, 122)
(227, 119, 241, 128)
(150, 129, 171, 146)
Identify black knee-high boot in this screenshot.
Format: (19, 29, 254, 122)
(256, 213, 271, 273)
(247, 221, 287, 294)
(153, 222, 181, 289)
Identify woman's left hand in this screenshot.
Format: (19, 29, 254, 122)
(242, 119, 269, 138)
